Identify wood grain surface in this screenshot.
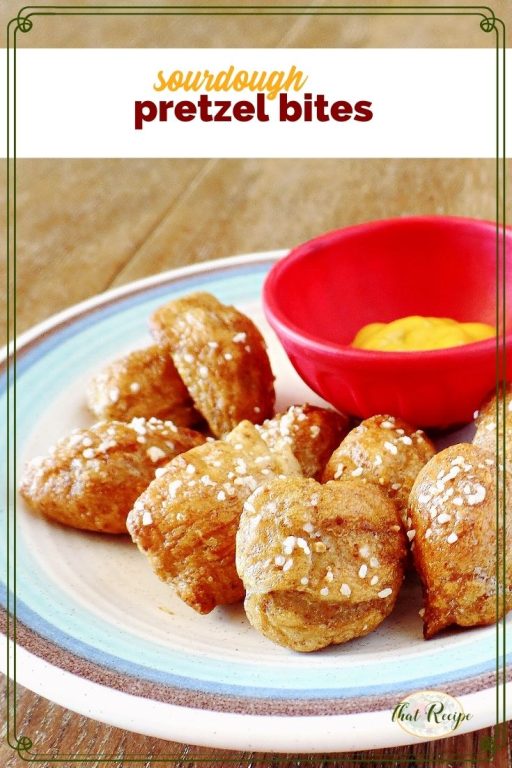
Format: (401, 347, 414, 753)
(2, 1, 512, 765)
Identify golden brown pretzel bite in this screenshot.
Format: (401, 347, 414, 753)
(408, 443, 511, 638)
(257, 403, 350, 479)
(473, 384, 512, 464)
(20, 418, 206, 534)
(86, 345, 200, 426)
(150, 292, 275, 436)
(127, 421, 301, 614)
(323, 414, 435, 526)
(237, 477, 406, 652)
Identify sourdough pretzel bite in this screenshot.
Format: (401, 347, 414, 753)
(86, 345, 199, 426)
(127, 421, 301, 614)
(20, 418, 205, 534)
(150, 292, 275, 437)
(257, 404, 350, 479)
(236, 477, 407, 652)
(323, 415, 435, 526)
(408, 443, 511, 639)
(473, 384, 512, 462)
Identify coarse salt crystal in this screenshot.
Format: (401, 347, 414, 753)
(147, 446, 166, 463)
(351, 467, 364, 477)
(283, 536, 297, 554)
(340, 583, 351, 597)
(130, 382, 141, 394)
(275, 555, 285, 566)
(320, 587, 329, 596)
(407, 530, 416, 541)
(437, 513, 451, 525)
(233, 332, 247, 343)
(370, 575, 379, 586)
(168, 480, 182, 498)
(378, 588, 393, 599)
(296, 537, 311, 555)
(334, 464, 344, 479)
(467, 484, 486, 505)
(384, 441, 398, 455)
(359, 564, 368, 578)
(370, 557, 380, 568)
(447, 532, 458, 544)
(142, 511, 153, 526)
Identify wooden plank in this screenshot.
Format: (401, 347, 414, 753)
(110, 158, 497, 286)
(4, 159, 206, 337)
(3, 0, 509, 48)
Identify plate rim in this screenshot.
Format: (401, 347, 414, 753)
(1, 250, 286, 366)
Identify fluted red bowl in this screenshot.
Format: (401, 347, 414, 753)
(263, 216, 511, 428)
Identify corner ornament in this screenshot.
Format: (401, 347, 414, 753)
(15, 735, 33, 758)
(15, 13, 33, 33)
(480, 11, 496, 32)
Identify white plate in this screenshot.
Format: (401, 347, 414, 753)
(1, 252, 509, 753)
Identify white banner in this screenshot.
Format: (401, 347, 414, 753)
(2, 48, 508, 158)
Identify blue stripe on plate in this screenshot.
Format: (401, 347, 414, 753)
(1, 258, 508, 701)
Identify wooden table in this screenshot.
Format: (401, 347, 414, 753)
(2, 1, 511, 765)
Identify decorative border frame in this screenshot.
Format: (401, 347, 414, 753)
(4, 3, 507, 764)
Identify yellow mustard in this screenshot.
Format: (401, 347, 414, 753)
(351, 316, 495, 352)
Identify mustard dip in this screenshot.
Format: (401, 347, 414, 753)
(352, 316, 495, 352)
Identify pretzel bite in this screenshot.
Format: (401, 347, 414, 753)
(20, 418, 206, 534)
(257, 404, 350, 479)
(323, 415, 435, 526)
(127, 421, 301, 614)
(150, 292, 275, 436)
(86, 345, 200, 426)
(408, 443, 511, 639)
(236, 477, 407, 652)
(473, 384, 512, 462)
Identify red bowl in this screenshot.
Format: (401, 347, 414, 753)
(263, 216, 512, 428)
